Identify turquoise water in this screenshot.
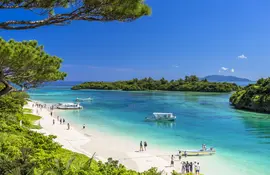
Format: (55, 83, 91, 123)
(29, 83, 270, 175)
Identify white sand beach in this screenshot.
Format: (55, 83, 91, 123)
(25, 101, 244, 175)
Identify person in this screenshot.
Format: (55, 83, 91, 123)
(181, 162, 186, 174)
(184, 151, 187, 157)
(53, 119, 55, 125)
(185, 161, 189, 173)
(144, 141, 147, 151)
(57, 116, 59, 121)
(178, 151, 182, 160)
(67, 123, 70, 130)
(170, 155, 174, 167)
(190, 162, 193, 173)
(140, 141, 143, 151)
(63, 118, 65, 124)
(60, 118, 62, 124)
(196, 163, 200, 175)
(83, 124, 85, 129)
(50, 111, 53, 116)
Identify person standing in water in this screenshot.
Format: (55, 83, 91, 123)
(83, 124, 85, 129)
(170, 155, 174, 167)
(144, 141, 147, 151)
(140, 141, 143, 151)
(184, 151, 187, 157)
(179, 151, 182, 160)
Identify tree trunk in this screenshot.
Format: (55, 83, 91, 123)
(0, 78, 13, 96)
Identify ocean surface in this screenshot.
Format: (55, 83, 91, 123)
(28, 81, 270, 175)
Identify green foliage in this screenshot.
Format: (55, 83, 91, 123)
(0, 93, 168, 175)
(72, 76, 241, 93)
(230, 77, 270, 113)
(0, 38, 67, 96)
(0, 0, 151, 30)
(23, 114, 41, 123)
(23, 108, 33, 113)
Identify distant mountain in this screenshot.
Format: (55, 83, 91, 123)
(203, 75, 251, 82)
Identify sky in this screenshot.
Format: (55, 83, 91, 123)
(1, 0, 270, 81)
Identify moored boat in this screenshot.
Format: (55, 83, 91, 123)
(76, 97, 93, 102)
(145, 112, 176, 122)
(56, 103, 83, 110)
(179, 148, 216, 156)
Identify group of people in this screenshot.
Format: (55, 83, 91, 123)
(181, 161, 200, 175)
(139, 141, 148, 151)
(33, 103, 46, 109)
(170, 155, 200, 175)
(52, 115, 70, 130)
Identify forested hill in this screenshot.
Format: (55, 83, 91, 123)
(230, 78, 270, 113)
(72, 76, 241, 92)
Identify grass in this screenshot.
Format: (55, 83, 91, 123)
(24, 113, 41, 122)
(23, 108, 32, 113)
(23, 113, 42, 129)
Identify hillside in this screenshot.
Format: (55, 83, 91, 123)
(230, 78, 270, 113)
(204, 75, 251, 82)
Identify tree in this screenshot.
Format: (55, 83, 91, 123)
(0, 38, 66, 96)
(0, 0, 151, 30)
(184, 75, 199, 82)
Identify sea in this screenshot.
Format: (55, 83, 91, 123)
(28, 81, 270, 175)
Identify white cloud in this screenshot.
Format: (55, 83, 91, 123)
(231, 68, 235, 73)
(221, 67, 228, 71)
(172, 65, 179, 68)
(238, 54, 247, 59)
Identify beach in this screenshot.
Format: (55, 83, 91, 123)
(25, 101, 248, 175)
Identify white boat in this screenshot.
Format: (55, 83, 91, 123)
(145, 112, 176, 122)
(179, 148, 216, 156)
(76, 97, 93, 102)
(56, 103, 83, 110)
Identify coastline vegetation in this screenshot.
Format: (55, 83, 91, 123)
(72, 76, 241, 92)
(230, 77, 270, 113)
(0, 91, 170, 174)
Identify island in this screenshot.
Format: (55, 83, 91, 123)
(203, 75, 251, 82)
(72, 75, 241, 92)
(230, 78, 270, 113)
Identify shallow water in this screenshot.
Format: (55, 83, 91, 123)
(29, 83, 270, 175)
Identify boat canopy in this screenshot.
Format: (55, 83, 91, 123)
(153, 113, 174, 118)
(59, 103, 80, 106)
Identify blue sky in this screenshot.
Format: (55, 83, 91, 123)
(1, 0, 270, 81)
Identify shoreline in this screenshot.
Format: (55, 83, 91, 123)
(25, 100, 248, 175)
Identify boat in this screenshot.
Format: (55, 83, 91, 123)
(76, 97, 93, 102)
(145, 112, 176, 122)
(56, 103, 83, 110)
(179, 148, 216, 156)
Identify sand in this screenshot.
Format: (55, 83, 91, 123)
(25, 101, 244, 175)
